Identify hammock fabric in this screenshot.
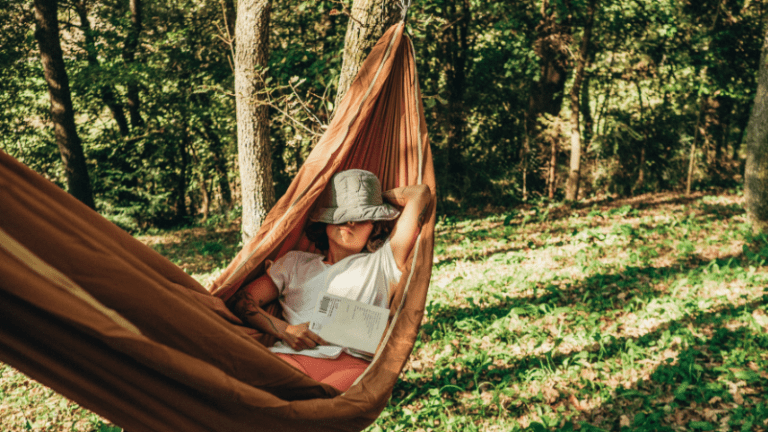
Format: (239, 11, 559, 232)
(0, 22, 435, 432)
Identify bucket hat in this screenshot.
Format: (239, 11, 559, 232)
(310, 169, 400, 224)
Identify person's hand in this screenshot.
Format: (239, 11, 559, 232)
(281, 322, 327, 351)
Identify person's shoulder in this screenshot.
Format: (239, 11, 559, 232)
(272, 250, 320, 268)
(283, 250, 324, 265)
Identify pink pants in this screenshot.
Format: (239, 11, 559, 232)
(276, 353, 369, 392)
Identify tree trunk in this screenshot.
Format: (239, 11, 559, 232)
(565, 0, 595, 201)
(633, 80, 647, 194)
(123, 0, 144, 130)
(527, 0, 571, 139)
(176, 115, 190, 222)
(235, 0, 274, 243)
(521, 129, 530, 201)
(732, 105, 751, 161)
(713, 95, 733, 174)
(581, 73, 594, 147)
(687, 96, 707, 195)
(75, 0, 130, 137)
(596, 52, 615, 137)
(199, 175, 211, 222)
(438, 0, 471, 197)
(547, 137, 557, 199)
(34, 0, 95, 209)
(744, 29, 768, 233)
(333, 0, 401, 111)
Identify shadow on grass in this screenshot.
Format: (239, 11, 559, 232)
(407, 247, 765, 398)
(567, 305, 768, 431)
(434, 200, 747, 270)
(391, 295, 768, 430)
(427, 250, 755, 338)
(438, 192, 740, 241)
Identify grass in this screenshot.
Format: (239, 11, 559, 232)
(2, 191, 767, 431)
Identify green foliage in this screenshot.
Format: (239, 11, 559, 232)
(2, 0, 763, 224)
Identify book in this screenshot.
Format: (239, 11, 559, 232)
(309, 293, 389, 355)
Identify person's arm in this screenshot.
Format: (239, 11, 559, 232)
(382, 184, 432, 270)
(232, 275, 326, 351)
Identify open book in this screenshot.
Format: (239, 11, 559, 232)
(309, 293, 389, 356)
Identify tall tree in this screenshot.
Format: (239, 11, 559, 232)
(437, 0, 472, 199)
(34, 0, 95, 209)
(565, 0, 596, 201)
(526, 0, 571, 199)
(333, 0, 401, 110)
(123, 0, 144, 130)
(744, 28, 768, 233)
(235, 0, 274, 242)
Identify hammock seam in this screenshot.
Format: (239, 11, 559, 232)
(408, 36, 424, 184)
(348, 34, 427, 389)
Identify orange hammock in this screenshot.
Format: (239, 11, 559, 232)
(0, 23, 434, 432)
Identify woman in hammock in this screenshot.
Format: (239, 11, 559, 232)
(233, 169, 431, 391)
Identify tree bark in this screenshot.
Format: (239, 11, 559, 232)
(744, 29, 768, 233)
(333, 0, 401, 111)
(34, 0, 95, 209)
(565, 0, 595, 201)
(123, 0, 144, 129)
(235, 0, 274, 243)
(75, 0, 130, 137)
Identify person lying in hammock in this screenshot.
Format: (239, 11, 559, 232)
(233, 169, 431, 392)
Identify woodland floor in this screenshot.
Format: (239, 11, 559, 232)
(2, 191, 768, 431)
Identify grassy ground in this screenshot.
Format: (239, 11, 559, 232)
(2, 191, 767, 431)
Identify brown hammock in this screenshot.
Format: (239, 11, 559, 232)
(0, 22, 434, 432)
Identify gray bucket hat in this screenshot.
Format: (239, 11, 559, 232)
(310, 169, 400, 224)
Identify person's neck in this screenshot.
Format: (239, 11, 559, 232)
(325, 245, 360, 265)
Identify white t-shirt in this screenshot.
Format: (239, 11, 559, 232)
(267, 239, 402, 359)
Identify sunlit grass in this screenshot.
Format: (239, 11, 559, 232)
(370, 192, 768, 432)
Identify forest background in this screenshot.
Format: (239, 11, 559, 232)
(2, 0, 765, 231)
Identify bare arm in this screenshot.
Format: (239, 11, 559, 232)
(382, 184, 432, 271)
(233, 275, 326, 350)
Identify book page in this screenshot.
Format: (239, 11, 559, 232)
(310, 293, 388, 355)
